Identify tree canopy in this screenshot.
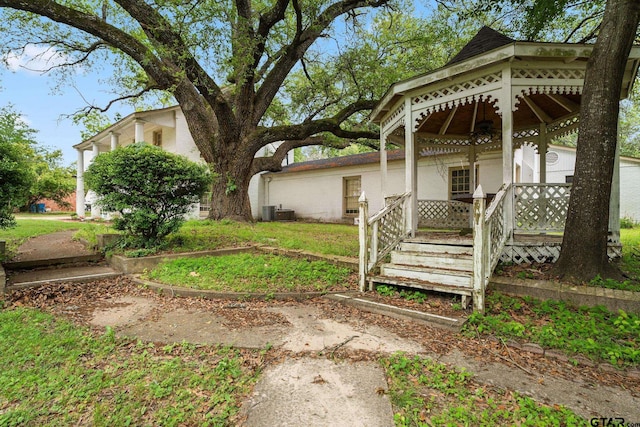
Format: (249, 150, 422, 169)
(0, 106, 37, 228)
(0, 0, 473, 220)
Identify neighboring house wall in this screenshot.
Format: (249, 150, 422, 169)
(263, 151, 503, 223)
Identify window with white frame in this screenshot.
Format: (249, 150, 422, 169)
(343, 176, 361, 216)
(449, 166, 479, 198)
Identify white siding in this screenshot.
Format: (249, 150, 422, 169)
(264, 152, 504, 223)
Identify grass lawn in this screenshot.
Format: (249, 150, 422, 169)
(0, 307, 260, 426)
(465, 291, 640, 367)
(0, 218, 108, 260)
(382, 353, 582, 426)
(165, 219, 359, 257)
(145, 253, 354, 293)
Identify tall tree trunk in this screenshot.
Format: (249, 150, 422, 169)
(553, 0, 640, 281)
(207, 155, 254, 222)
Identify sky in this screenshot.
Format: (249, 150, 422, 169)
(0, 45, 132, 167)
(0, 3, 439, 168)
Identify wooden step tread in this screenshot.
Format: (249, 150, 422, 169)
(392, 249, 473, 259)
(381, 263, 473, 276)
(368, 275, 473, 296)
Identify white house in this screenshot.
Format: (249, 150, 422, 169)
(72, 105, 293, 219)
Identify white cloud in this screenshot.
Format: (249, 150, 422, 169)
(5, 44, 70, 74)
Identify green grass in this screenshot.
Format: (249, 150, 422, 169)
(465, 292, 640, 367)
(145, 253, 354, 292)
(382, 353, 583, 426)
(164, 219, 358, 257)
(0, 219, 105, 260)
(0, 307, 260, 426)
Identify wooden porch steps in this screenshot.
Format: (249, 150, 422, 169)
(369, 238, 474, 304)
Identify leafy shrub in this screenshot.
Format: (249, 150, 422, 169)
(85, 143, 211, 247)
(620, 216, 638, 229)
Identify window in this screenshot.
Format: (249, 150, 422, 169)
(450, 167, 470, 198)
(449, 166, 479, 199)
(153, 130, 162, 147)
(343, 176, 361, 217)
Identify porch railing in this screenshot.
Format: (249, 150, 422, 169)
(358, 191, 410, 291)
(418, 199, 471, 229)
(473, 184, 510, 312)
(513, 183, 571, 233)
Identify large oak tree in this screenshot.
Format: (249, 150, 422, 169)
(0, 0, 462, 221)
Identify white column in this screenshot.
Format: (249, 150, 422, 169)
(468, 145, 477, 191)
(90, 142, 101, 219)
(404, 97, 417, 236)
(381, 132, 388, 201)
(76, 149, 85, 218)
(609, 141, 621, 244)
(134, 119, 145, 143)
(538, 124, 548, 184)
(110, 131, 119, 151)
(501, 66, 514, 239)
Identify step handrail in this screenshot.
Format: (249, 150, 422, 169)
(358, 191, 410, 291)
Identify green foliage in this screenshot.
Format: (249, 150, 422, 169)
(382, 353, 582, 426)
(376, 284, 397, 297)
(145, 253, 352, 293)
(465, 292, 640, 366)
(0, 105, 37, 228)
(85, 143, 211, 247)
(25, 147, 75, 210)
(0, 308, 258, 425)
(620, 216, 638, 229)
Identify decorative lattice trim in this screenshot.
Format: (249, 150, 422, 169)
(512, 68, 586, 80)
(418, 200, 470, 229)
(514, 184, 571, 233)
(381, 103, 405, 137)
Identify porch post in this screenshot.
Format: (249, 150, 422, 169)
(501, 65, 514, 239)
(110, 131, 119, 151)
(609, 141, 621, 244)
(539, 123, 548, 184)
(358, 192, 369, 292)
(134, 119, 145, 143)
(472, 185, 487, 313)
(90, 142, 102, 219)
(468, 145, 477, 191)
(76, 148, 85, 218)
(404, 97, 418, 236)
(381, 133, 388, 201)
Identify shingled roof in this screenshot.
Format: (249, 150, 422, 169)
(446, 26, 515, 66)
(270, 149, 405, 174)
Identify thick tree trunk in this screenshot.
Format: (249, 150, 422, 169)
(207, 155, 255, 222)
(553, 0, 640, 282)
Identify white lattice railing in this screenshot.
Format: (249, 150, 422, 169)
(485, 185, 510, 273)
(358, 192, 410, 291)
(472, 184, 511, 313)
(513, 184, 571, 233)
(418, 199, 471, 229)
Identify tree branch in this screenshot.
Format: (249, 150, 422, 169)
(253, 0, 390, 124)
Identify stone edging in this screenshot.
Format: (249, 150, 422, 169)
(490, 276, 640, 315)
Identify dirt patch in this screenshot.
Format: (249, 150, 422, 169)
(91, 296, 157, 328)
(10, 230, 95, 262)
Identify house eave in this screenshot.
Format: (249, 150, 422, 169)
(72, 105, 180, 151)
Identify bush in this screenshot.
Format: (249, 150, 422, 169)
(85, 143, 211, 247)
(620, 216, 638, 229)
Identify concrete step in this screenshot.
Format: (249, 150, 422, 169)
(379, 263, 472, 288)
(368, 275, 473, 297)
(390, 250, 473, 271)
(3, 254, 103, 270)
(325, 293, 467, 331)
(399, 241, 473, 256)
(6, 265, 121, 289)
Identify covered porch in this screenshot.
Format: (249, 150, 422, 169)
(359, 28, 640, 312)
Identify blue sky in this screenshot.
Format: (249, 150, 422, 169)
(0, 46, 130, 167)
